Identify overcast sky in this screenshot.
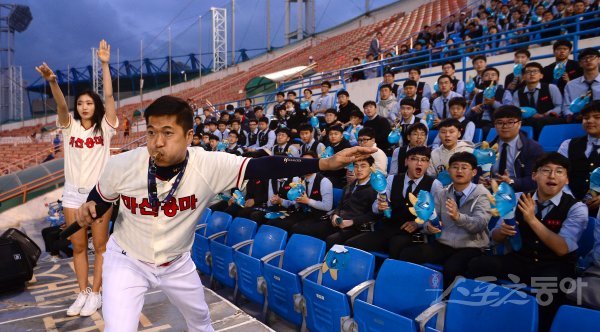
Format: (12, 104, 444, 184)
(13, 0, 396, 85)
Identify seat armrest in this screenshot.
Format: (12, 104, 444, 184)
(415, 302, 447, 332)
(208, 231, 228, 241)
(261, 250, 285, 268)
(298, 263, 322, 281)
(346, 280, 375, 310)
(232, 239, 254, 251)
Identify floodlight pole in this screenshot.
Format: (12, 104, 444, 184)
(169, 26, 172, 94)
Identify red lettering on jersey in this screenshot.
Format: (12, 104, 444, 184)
(75, 138, 84, 149)
(85, 137, 95, 148)
(69, 137, 75, 147)
(94, 136, 104, 145)
(162, 197, 179, 217)
(139, 198, 159, 216)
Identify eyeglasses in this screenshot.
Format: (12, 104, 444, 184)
(408, 157, 430, 163)
(524, 70, 541, 75)
(357, 137, 373, 143)
(409, 132, 427, 138)
(581, 55, 598, 62)
(494, 120, 520, 128)
(537, 167, 567, 177)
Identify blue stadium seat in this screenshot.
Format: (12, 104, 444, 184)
(232, 225, 287, 306)
(428, 130, 438, 146)
(486, 126, 534, 142)
(191, 211, 232, 275)
(416, 278, 538, 332)
(197, 207, 212, 226)
(333, 188, 344, 209)
(387, 156, 392, 174)
(578, 217, 596, 257)
(208, 217, 257, 289)
(299, 246, 375, 332)
(343, 259, 443, 332)
(538, 124, 586, 152)
(472, 128, 483, 143)
(550, 305, 600, 332)
(260, 234, 326, 326)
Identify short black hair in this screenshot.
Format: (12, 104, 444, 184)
(258, 116, 269, 124)
(353, 57, 360, 61)
(287, 90, 297, 96)
(245, 98, 253, 103)
(405, 122, 428, 136)
(400, 98, 417, 108)
(581, 100, 600, 117)
(193, 133, 201, 139)
(524, 62, 544, 72)
(493, 105, 523, 121)
(515, 48, 531, 58)
(220, 111, 230, 117)
(304, 88, 313, 94)
(298, 123, 313, 132)
(483, 67, 500, 77)
(248, 118, 258, 124)
(355, 156, 375, 166)
(349, 109, 364, 119)
(406, 146, 431, 160)
(363, 100, 377, 108)
(194, 116, 201, 120)
(321, 81, 332, 88)
(409, 67, 421, 75)
(144, 95, 194, 133)
(437, 74, 453, 84)
(226, 104, 235, 111)
(230, 119, 241, 125)
(275, 127, 291, 137)
(276, 92, 285, 97)
(337, 90, 350, 97)
(217, 120, 227, 126)
(234, 108, 245, 115)
(442, 61, 456, 69)
(379, 83, 393, 91)
(403, 79, 417, 87)
(472, 55, 487, 63)
(254, 105, 264, 112)
(325, 108, 338, 116)
(228, 130, 239, 138)
(209, 134, 220, 141)
(449, 152, 477, 169)
(328, 125, 344, 133)
(384, 71, 395, 77)
(357, 127, 375, 138)
(438, 118, 462, 130)
(534, 152, 571, 176)
(448, 97, 467, 109)
(553, 39, 573, 51)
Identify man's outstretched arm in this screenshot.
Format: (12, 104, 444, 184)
(244, 146, 377, 180)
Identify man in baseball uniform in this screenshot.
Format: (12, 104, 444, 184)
(75, 95, 375, 332)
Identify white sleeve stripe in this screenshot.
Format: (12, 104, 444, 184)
(96, 183, 119, 202)
(235, 158, 250, 188)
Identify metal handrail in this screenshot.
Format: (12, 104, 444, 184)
(0, 169, 64, 204)
(0, 144, 60, 175)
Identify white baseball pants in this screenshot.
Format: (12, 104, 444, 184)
(102, 237, 214, 331)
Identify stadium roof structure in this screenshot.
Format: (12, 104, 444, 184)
(245, 64, 317, 97)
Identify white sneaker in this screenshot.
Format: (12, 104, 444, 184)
(67, 288, 90, 316)
(79, 291, 102, 316)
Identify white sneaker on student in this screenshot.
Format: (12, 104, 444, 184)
(79, 291, 102, 316)
(66, 288, 90, 316)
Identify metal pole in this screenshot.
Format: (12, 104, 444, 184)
(365, 0, 369, 13)
(140, 40, 144, 107)
(285, 0, 290, 45)
(231, 0, 235, 65)
(117, 48, 120, 109)
(297, 0, 303, 41)
(198, 15, 202, 87)
(169, 26, 172, 93)
(67, 64, 70, 112)
(266, 0, 270, 51)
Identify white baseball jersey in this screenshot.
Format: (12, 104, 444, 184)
(96, 147, 249, 265)
(59, 115, 118, 188)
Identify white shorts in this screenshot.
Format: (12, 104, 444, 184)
(61, 183, 92, 209)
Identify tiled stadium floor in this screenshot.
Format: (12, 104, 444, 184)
(0, 217, 294, 331)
